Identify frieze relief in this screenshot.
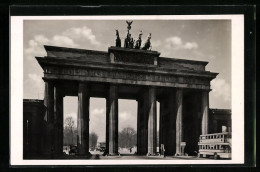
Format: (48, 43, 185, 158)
(45, 66, 210, 86)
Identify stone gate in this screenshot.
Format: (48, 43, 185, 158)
(36, 45, 218, 157)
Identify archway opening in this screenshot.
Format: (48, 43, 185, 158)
(89, 97, 106, 154)
(118, 99, 137, 155)
(63, 96, 78, 155)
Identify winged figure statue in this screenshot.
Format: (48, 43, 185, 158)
(126, 20, 133, 31)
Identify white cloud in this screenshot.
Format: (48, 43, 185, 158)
(90, 108, 106, 142)
(91, 108, 104, 115)
(51, 35, 78, 47)
(209, 55, 216, 59)
(151, 40, 162, 48)
(165, 36, 198, 50)
(24, 26, 100, 61)
(166, 36, 182, 46)
(119, 112, 130, 121)
(34, 34, 50, 44)
(211, 78, 231, 102)
(119, 111, 136, 131)
(62, 26, 100, 46)
(183, 42, 199, 49)
(28, 73, 44, 89)
(25, 38, 47, 60)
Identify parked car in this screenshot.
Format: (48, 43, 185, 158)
(69, 145, 78, 155)
(100, 147, 106, 152)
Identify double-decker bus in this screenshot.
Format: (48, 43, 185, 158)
(198, 132, 232, 159)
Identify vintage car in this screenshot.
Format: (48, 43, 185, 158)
(69, 145, 78, 155)
(90, 147, 95, 151)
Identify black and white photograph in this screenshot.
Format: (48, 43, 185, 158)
(10, 15, 244, 165)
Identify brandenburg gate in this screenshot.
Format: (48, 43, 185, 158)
(36, 42, 217, 157)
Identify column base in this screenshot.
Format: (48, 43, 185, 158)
(174, 153, 186, 156)
(102, 151, 120, 156)
(53, 152, 64, 159)
(146, 152, 159, 156)
(174, 153, 180, 156)
(76, 152, 92, 157)
(107, 152, 120, 156)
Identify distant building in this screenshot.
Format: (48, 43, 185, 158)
(23, 99, 45, 159)
(209, 109, 231, 133)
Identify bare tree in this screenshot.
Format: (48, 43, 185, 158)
(118, 127, 137, 148)
(64, 116, 75, 145)
(89, 132, 98, 148)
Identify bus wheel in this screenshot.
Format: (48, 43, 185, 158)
(214, 153, 219, 160)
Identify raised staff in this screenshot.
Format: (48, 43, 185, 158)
(115, 20, 152, 50)
(124, 20, 133, 48)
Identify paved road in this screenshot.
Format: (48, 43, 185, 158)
(61, 150, 215, 160)
(61, 150, 213, 160)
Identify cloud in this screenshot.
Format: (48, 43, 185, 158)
(183, 42, 199, 49)
(24, 26, 100, 61)
(24, 39, 47, 61)
(165, 36, 198, 50)
(151, 40, 162, 48)
(63, 26, 100, 46)
(211, 78, 231, 102)
(28, 73, 44, 90)
(119, 111, 136, 131)
(51, 35, 78, 47)
(34, 34, 50, 44)
(90, 108, 106, 142)
(91, 108, 105, 115)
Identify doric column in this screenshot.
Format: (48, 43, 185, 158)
(107, 84, 118, 155)
(105, 98, 109, 154)
(159, 98, 165, 155)
(201, 91, 209, 135)
(167, 90, 176, 155)
(53, 85, 63, 157)
(137, 90, 148, 155)
(43, 81, 55, 157)
(159, 90, 176, 156)
(137, 98, 142, 155)
(147, 87, 157, 155)
(77, 83, 90, 155)
(175, 88, 183, 156)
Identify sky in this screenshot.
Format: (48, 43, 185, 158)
(23, 19, 231, 142)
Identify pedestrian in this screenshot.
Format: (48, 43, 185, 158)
(161, 144, 166, 158)
(130, 147, 132, 153)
